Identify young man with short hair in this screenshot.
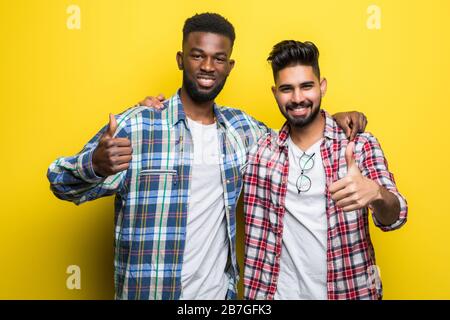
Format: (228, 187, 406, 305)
(243, 40, 407, 300)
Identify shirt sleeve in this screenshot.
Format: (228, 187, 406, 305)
(240, 112, 276, 153)
(47, 115, 129, 205)
(356, 133, 408, 231)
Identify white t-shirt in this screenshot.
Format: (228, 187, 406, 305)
(180, 117, 229, 300)
(274, 137, 328, 300)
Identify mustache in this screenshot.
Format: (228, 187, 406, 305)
(286, 101, 313, 110)
(197, 72, 216, 79)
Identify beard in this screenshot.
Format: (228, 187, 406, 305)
(183, 71, 227, 103)
(281, 99, 321, 128)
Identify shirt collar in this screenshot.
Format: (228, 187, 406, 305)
(323, 109, 340, 141)
(167, 89, 226, 128)
(276, 109, 340, 147)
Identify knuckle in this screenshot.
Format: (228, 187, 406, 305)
(107, 155, 116, 164)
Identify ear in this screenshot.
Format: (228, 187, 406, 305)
(228, 59, 235, 75)
(320, 77, 328, 97)
(176, 51, 183, 70)
(271, 85, 277, 97)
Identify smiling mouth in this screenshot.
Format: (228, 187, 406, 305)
(196, 75, 216, 88)
(287, 105, 311, 117)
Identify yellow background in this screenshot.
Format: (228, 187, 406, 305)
(0, 0, 449, 299)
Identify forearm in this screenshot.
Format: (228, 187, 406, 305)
(370, 185, 401, 226)
(47, 149, 107, 203)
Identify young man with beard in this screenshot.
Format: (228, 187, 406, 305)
(47, 13, 366, 300)
(243, 40, 408, 300)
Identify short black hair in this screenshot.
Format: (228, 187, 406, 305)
(183, 13, 235, 46)
(267, 40, 320, 81)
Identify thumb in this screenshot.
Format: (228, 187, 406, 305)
(106, 113, 117, 137)
(345, 141, 357, 170)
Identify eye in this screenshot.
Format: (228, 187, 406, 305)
(191, 54, 202, 60)
(215, 57, 226, 63)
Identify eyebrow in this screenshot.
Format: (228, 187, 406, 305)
(278, 81, 315, 89)
(190, 47, 228, 57)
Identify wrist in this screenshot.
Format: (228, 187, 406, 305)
(77, 149, 105, 183)
(91, 150, 104, 177)
(368, 180, 383, 209)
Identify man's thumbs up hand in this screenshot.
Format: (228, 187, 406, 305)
(329, 141, 381, 212)
(92, 114, 133, 177)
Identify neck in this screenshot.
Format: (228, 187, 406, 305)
(289, 111, 325, 150)
(180, 87, 215, 124)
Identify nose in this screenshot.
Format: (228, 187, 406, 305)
(200, 57, 214, 73)
(292, 88, 305, 104)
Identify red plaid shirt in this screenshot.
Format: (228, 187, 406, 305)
(243, 110, 407, 300)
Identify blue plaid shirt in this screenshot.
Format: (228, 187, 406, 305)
(47, 90, 268, 299)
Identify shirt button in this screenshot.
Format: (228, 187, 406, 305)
(227, 205, 232, 210)
(226, 179, 231, 184)
(222, 154, 225, 158)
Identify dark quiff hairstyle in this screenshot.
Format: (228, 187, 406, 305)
(183, 13, 236, 46)
(267, 40, 321, 80)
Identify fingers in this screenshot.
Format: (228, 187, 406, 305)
(331, 187, 353, 202)
(108, 138, 131, 147)
(358, 114, 366, 133)
(104, 144, 132, 157)
(140, 97, 155, 107)
(116, 154, 132, 164)
(141, 96, 164, 108)
(349, 112, 367, 139)
(336, 196, 357, 209)
(104, 153, 132, 174)
(114, 147, 133, 156)
(345, 118, 352, 139)
(111, 162, 130, 174)
(341, 203, 362, 212)
(350, 112, 362, 140)
(349, 113, 358, 140)
(330, 181, 360, 212)
(349, 126, 357, 141)
(329, 177, 349, 194)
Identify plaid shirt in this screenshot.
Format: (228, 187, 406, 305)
(47, 90, 268, 300)
(243, 110, 407, 300)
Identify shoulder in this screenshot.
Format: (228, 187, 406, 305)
(216, 105, 263, 128)
(349, 132, 387, 166)
(248, 129, 279, 160)
(115, 103, 172, 129)
(353, 132, 382, 151)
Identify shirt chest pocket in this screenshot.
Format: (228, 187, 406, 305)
(135, 168, 179, 204)
(139, 168, 178, 176)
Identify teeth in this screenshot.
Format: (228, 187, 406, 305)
(290, 106, 310, 110)
(198, 78, 215, 87)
